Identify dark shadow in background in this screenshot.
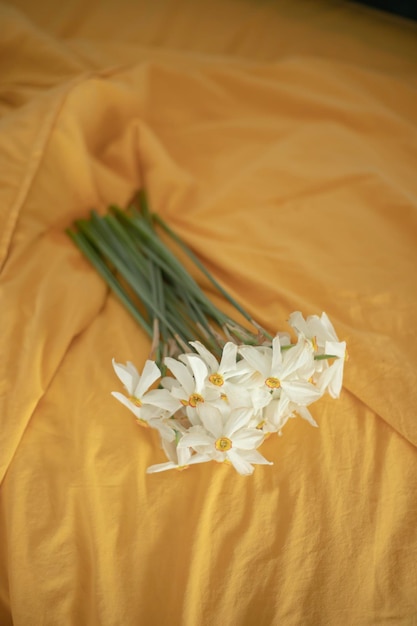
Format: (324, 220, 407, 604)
(350, 0, 417, 20)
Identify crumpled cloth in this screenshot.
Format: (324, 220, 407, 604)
(1, 1, 417, 624)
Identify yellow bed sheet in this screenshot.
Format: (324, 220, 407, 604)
(1, 1, 417, 624)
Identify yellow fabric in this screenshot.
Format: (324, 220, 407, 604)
(1, 1, 417, 623)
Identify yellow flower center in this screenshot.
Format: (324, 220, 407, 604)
(265, 377, 281, 389)
(129, 396, 142, 407)
(209, 373, 224, 386)
(215, 437, 233, 452)
(220, 393, 228, 402)
(188, 393, 204, 408)
(311, 336, 318, 352)
(180, 393, 205, 407)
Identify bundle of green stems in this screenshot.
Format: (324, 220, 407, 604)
(67, 191, 271, 370)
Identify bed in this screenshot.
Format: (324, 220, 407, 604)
(1, 1, 417, 624)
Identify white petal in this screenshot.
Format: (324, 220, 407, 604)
(305, 313, 327, 338)
(281, 341, 312, 378)
(176, 446, 193, 466)
(325, 340, 346, 359)
(111, 391, 142, 418)
(220, 382, 251, 408)
(177, 447, 211, 467)
(150, 420, 177, 442)
(296, 405, 319, 427)
(135, 360, 161, 398)
(328, 368, 344, 399)
(140, 404, 166, 420)
(198, 404, 223, 438)
(160, 376, 177, 391)
(146, 462, 178, 473)
(142, 388, 181, 413)
(250, 388, 272, 411)
(184, 355, 209, 393)
(231, 428, 264, 450)
(185, 406, 202, 426)
(189, 341, 219, 372)
(219, 342, 238, 375)
(280, 381, 322, 405)
(275, 393, 291, 416)
(224, 407, 253, 436)
(318, 361, 344, 398)
(287, 311, 308, 336)
(264, 395, 293, 431)
(226, 449, 254, 475)
(320, 312, 339, 341)
(112, 359, 135, 393)
(161, 438, 177, 463)
(238, 346, 271, 379)
(277, 332, 291, 347)
(318, 341, 346, 398)
(228, 359, 259, 384)
(187, 453, 212, 466)
(177, 432, 213, 448)
(271, 336, 283, 372)
(164, 357, 194, 395)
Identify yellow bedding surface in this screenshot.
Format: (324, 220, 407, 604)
(1, 1, 417, 624)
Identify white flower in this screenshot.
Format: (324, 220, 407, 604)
(164, 354, 221, 424)
(316, 340, 347, 398)
(178, 405, 272, 475)
(146, 438, 211, 474)
(288, 311, 338, 346)
(288, 311, 347, 398)
(111, 359, 180, 439)
(186, 341, 265, 411)
(239, 336, 320, 406)
(188, 340, 245, 386)
(112, 359, 160, 401)
(112, 310, 346, 476)
(263, 394, 319, 433)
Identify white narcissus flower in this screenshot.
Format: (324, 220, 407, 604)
(288, 311, 339, 347)
(288, 311, 347, 398)
(316, 340, 347, 398)
(239, 336, 320, 406)
(188, 340, 249, 387)
(263, 393, 319, 434)
(112, 359, 178, 412)
(146, 438, 211, 474)
(112, 359, 160, 401)
(111, 310, 346, 475)
(187, 340, 267, 411)
(111, 359, 181, 439)
(164, 354, 220, 425)
(178, 405, 272, 475)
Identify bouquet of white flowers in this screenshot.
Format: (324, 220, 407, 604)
(68, 191, 347, 475)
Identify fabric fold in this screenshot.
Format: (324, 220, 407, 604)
(1, 2, 417, 624)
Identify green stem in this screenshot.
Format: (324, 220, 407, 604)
(153, 213, 255, 325)
(68, 193, 272, 357)
(75, 218, 180, 339)
(66, 229, 153, 337)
